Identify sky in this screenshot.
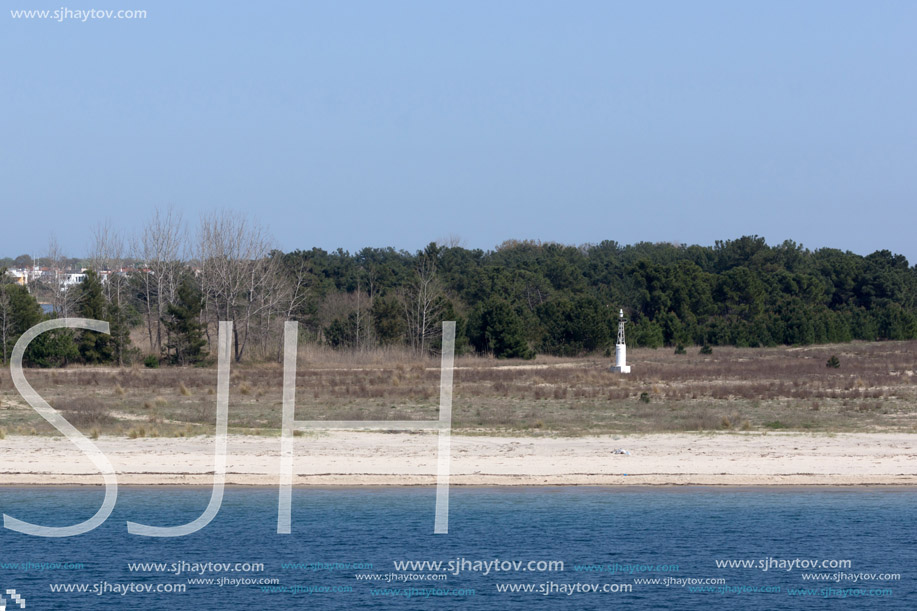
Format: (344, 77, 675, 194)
(1, 1, 916, 262)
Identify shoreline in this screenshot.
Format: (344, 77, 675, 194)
(0, 431, 914, 486)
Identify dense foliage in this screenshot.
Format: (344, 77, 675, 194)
(3, 235, 916, 364)
(282, 236, 917, 354)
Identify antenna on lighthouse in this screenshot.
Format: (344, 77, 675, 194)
(611, 308, 631, 373)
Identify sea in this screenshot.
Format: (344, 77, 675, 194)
(0, 487, 913, 609)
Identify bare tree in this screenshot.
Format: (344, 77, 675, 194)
(355, 271, 364, 350)
(249, 251, 290, 360)
(317, 290, 371, 350)
(136, 206, 186, 354)
(0, 287, 12, 364)
(88, 221, 116, 282)
(262, 255, 312, 360)
(44, 235, 75, 317)
(88, 221, 131, 365)
(282, 257, 312, 323)
(198, 210, 275, 362)
(437, 233, 466, 249)
(402, 252, 445, 355)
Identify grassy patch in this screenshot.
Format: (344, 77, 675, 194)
(0, 340, 915, 436)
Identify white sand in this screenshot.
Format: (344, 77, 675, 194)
(0, 432, 914, 486)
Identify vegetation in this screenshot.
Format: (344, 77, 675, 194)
(1, 340, 914, 437)
(76, 270, 117, 364)
(263, 235, 917, 358)
(161, 275, 207, 365)
(3, 224, 917, 366)
(0, 272, 77, 367)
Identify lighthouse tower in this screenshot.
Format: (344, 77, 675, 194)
(611, 309, 631, 373)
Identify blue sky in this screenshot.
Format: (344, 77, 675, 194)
(2, 1, 915, 262)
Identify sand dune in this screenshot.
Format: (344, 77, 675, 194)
(0, 432, 914, 486)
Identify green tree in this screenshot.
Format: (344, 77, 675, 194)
(370, 296, 405, 346)
(0, 280, 78, 367)
(162, 276, 207, 365)
(537, 297, 611, 356)
(1, 281, 43, 363)
(76, 270, 115, 364)
(107, 292, 135, 366)
(427, 298, 469, 356)
(325, 314, 358, 349)
(27, 328, 79, 368)
(468, 299, 534, 359)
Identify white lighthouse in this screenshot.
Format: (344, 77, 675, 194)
(611, 309, 631, 373)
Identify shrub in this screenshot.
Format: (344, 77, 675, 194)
(55, 397, 115, 428)
(468, 298, 535, 359)
(144, 355, 159, 369)
(639, 391, 651, 404)
(674, 344, 686, 355)
(826, 355, 840, 368)
(699, 344, 713, 355)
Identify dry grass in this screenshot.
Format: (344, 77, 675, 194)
(0, 340, 915, 437)
(51, 397, 116, 429)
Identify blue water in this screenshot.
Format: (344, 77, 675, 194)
(0, 487, 913, 609)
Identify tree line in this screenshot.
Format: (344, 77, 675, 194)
(2, 217, 916, 366)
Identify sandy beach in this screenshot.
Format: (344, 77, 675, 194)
(0, 432, 914, 486)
